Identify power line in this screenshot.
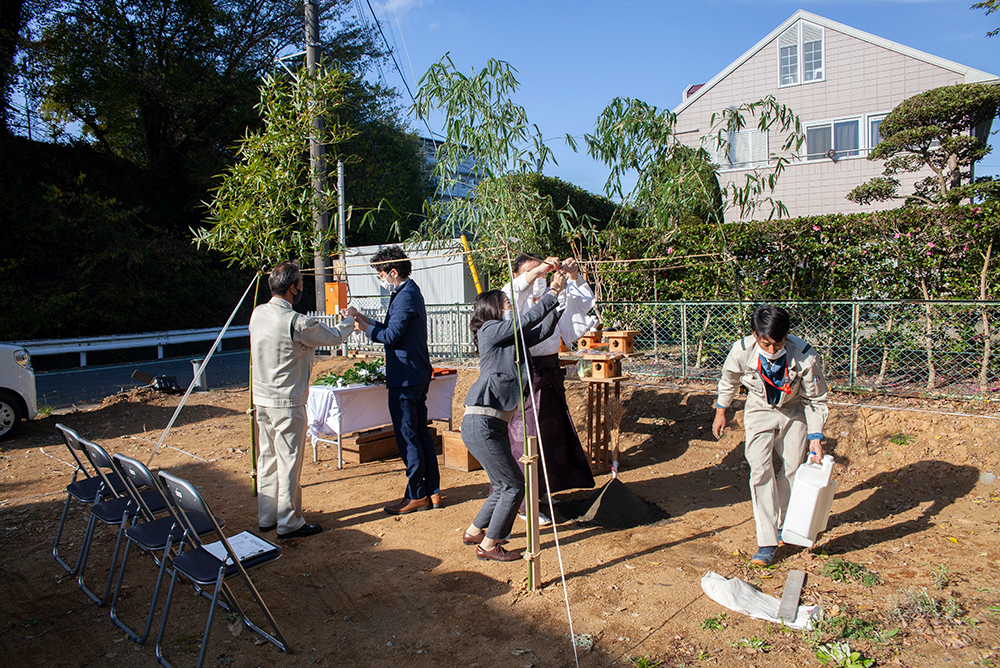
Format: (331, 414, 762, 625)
(361, 0, 437, 142)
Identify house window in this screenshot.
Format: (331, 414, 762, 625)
(869, 114, 887, 150)
(778, 20, 824, 87)
(704, 129, 768, 170)
(806, 118, 860, 160)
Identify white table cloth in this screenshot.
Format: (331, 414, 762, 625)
(306, 375, 458, 466)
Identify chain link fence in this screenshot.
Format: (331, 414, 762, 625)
(600, 300, 1000, 399)
(314, 299, 1000, 399)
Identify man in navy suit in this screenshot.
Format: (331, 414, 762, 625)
(348, 246, 441, 514)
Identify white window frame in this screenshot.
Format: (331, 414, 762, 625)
(866, 112, 889, 154)
(804, 116, 863, 161)
(777, 20, 825, 89)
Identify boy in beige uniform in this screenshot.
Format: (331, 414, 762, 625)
(712, 306, 829, 566)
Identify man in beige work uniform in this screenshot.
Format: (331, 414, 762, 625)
(250, 262, 354, 539)
(712, 305, 829, 566)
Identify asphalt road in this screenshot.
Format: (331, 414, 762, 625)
(36, 350, 251, 410)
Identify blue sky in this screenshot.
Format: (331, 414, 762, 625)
(359, 0, 1000, 195)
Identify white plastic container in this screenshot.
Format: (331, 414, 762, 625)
(781, 455, 837, 547)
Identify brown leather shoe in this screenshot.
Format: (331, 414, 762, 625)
(384, 497, 431, 515)
(476, 544, 521, 562)
(430, 493, 442, 509)
(463, 530, 508, 546)
(462, 530, 485, 545)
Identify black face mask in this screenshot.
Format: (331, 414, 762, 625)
(292, 286, 303, 305)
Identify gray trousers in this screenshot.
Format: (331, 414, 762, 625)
(462, 413, 525, 540)
(743, 396, 808, 546)
(255, 404, 308, 534)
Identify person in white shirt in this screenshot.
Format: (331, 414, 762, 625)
(501, 253, 597, 524)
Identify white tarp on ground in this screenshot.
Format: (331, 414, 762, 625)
(700, 571, 820, 630)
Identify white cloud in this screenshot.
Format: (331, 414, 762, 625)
(381, 0, 428, 15)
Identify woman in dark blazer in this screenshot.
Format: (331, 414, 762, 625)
(461, 271, 566, 562)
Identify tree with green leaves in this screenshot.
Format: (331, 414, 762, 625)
(973, 0, 999, 37)
(21, 0, 384, 182)
(848, 83, 1000, 207)
(412, 55, 589, 280)
(194, 66, 357, 270)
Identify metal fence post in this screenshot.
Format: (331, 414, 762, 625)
(680, 303, 689, 380)
(454, 303, 461, 360)
(850, 302, 860, 388)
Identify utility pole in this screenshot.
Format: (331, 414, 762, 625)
(305, 0, 329, 312)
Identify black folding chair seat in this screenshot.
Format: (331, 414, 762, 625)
(53, 423, 125, 575)
(66, 473, 125, 502)
(172, 546, 280, 585)
(155, 470, 288, 668)
(109, 453, 221, 645)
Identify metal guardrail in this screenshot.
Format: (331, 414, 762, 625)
(9, 326, 250, 367)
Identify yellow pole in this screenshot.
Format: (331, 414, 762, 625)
(460, 234, 483, 294)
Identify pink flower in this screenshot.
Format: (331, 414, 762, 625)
(926, 251, 933, 256)
(667, 247, 674, 254)
(973, 207, 982, 214)
(927, 242, 935, 248)
(812, 225, 821, 232)
(893, 232, 901, 239)
(964, 244, 969, 251)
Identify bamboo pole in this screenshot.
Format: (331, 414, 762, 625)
(525, 435, 541, 590)
(249, 273, 262, 496)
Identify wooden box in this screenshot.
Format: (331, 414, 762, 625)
(591, 357, 622, 379)
(442, 429, 481, 471)
(341, 425, 442, 464)
(577, 331, 604, 350)
(604, 330, 638, 354)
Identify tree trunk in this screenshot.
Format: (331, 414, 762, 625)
(979, 239, 993, 393)
(921, 277, 936, 391)
(877, 312, 895, 387)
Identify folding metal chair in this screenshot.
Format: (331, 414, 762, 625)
(75, 438, 166, 606)
(52, 423, 125, 575)
(155, 470, 289, 668)
(109, 454, 222, 644)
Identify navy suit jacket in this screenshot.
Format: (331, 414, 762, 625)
(365, 278, 433, 388)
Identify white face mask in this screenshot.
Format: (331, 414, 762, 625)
(378, 273, 396, 292)
(502, 310, 513, 321)
(755, 343, 787, 362)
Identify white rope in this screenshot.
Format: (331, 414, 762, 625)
(829, 400, 1000, 420)
(38, 447, 77, 469)
(501, 241, 580, 668)
(146, 273, 258, 466)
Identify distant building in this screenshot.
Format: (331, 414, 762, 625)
(673, 9, 998, 221)
(419, 136, 482, 202)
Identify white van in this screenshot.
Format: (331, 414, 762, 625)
(0, 344, 37, 440)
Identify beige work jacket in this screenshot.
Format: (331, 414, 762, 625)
(250, 297, 354, 408)
(715, 334, 829, 438)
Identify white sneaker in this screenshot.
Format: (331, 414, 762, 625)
(518, 511, 552, 526)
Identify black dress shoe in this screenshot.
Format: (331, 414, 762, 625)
(277, 523, 322, 539)
(258, 523, 277, 533)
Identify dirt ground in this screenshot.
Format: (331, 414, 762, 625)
(2, 357, 1000, 668)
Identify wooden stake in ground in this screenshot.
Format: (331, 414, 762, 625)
(525, 436, 541, 590)
(606, 397, 625, 479)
